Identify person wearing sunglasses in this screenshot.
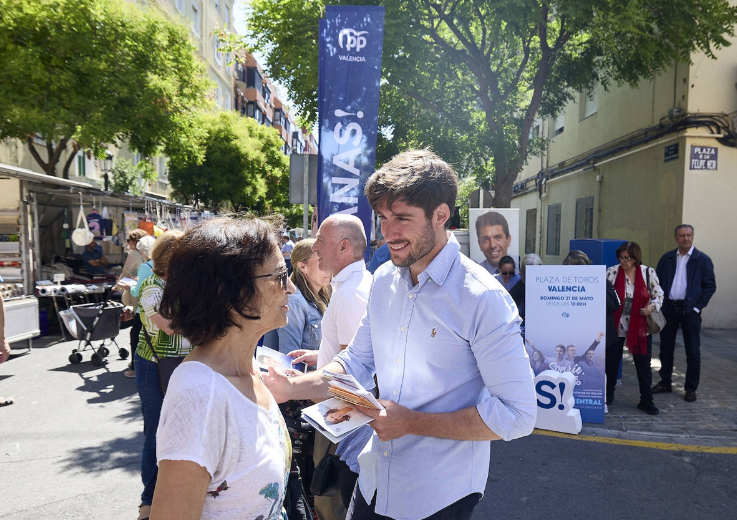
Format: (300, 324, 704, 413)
(151, 217, 297, 520)
(493, 255, 521, 291)
(605, 242, 664, 415)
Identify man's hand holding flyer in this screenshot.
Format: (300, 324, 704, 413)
(300, 371, 383, 442)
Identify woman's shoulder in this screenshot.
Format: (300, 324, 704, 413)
(140, 274, 163, 290)
(640, 264, 656, 275)
(288, 286, 306, 303)
(166, 362, 224, 403)
(288, 287, 312, 311)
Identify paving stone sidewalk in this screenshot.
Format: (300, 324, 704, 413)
(583, 328, 737, 446)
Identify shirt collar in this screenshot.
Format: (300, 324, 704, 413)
(332, 258, 367, 284)
(677, 245, 694, 258)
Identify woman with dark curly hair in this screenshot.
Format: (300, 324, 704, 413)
(151, 217, 296, 520)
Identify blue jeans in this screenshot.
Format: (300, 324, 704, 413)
(134, 353, 163, 506)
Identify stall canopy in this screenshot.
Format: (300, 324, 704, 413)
(0, 162, 196, 288)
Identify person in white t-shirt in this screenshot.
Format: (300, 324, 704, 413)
(150, 217, 296, 520)
(289, 214, 372, 520)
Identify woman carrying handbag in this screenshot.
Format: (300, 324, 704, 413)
(605, 242, 664, 415)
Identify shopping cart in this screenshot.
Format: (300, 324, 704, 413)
(60, 300, 128, 366)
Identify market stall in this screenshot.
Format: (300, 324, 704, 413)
(0, 162, 197, 345)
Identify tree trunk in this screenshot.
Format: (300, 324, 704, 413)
(61, 144, 78, 180)
(26, 136, 69, 177)
(492, 166, 519, 208)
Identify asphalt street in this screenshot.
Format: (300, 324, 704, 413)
(474, 433, 737, 520)
(1, 331, 736, 520)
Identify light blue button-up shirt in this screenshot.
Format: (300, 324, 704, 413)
(334, 238, 536, 520)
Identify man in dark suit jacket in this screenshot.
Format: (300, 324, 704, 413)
(652, 225, 716, 402)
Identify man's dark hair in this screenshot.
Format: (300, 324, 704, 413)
(159, 217, 280, 346)
(675, 224, 694, 235)
(364, 149, 458, 229)
(475, 211, 510, 237)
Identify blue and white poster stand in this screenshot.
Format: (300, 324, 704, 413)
(526, 265, 607, 426)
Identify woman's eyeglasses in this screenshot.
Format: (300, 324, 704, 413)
(254, 269, 289, 290)
(619, 256, 632, 262)
(500, 271, 515, 276)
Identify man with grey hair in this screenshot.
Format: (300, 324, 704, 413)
(311, 214, 371, 368)
(292, 214, 372, 520)
(653, 224, 716, 402)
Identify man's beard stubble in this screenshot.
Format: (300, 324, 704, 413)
(391, 219, 436, 268)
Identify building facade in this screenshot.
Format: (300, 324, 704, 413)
(234, 52, 318, 157)
(0, 0, 235, 199)
(512, 42, 737, 329)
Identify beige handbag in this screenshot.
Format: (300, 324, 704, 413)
(645, 268, 667, 334)
(121, 288, 138, 309)
(71, 204, 95, 246)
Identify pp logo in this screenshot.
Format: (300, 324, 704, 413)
(562, 312, 570, 318)
(339, 28, 368, 52)
(534, 370, 581, 434)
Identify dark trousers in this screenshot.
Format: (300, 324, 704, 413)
(605, 335, 653, 405)
(130, 313, 142, 357)
(658, 301, 702, 391)
(346, 484, 480, 520)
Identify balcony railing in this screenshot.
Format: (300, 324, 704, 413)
(235, 63, 246, 85)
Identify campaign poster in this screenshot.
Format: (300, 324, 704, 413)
(469, 208, 520, 273)
(525, 265, 606, 424)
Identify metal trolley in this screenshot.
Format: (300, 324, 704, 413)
(60, 301, 128, 366)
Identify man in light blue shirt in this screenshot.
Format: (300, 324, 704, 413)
(264, 149, 536, 520)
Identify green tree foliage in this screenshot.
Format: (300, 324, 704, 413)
(0, 0, 212, 178)
(247, 0, 737, 206)
(169, 111, 290, 214)
(109, 158, 158, 197)
(456, 176, 480, 229)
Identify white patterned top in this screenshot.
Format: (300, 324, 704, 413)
(606, 264, 664, 337)
(157, 361, 291, 520)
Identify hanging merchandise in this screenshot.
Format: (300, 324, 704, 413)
(138, 200, 155, 235)
(72, 195, 95, 246)
(156, 203, 169, 231)
(123, 211, 139, 238)
(100, 204, 114, 237)
(86, 196, 102, 236)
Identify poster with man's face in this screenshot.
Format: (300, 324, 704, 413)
(469, 208, 520, 272)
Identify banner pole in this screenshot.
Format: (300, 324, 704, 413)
(302, 154, 310, 238)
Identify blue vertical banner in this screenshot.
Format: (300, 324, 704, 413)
(317, 6, 385, 256)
